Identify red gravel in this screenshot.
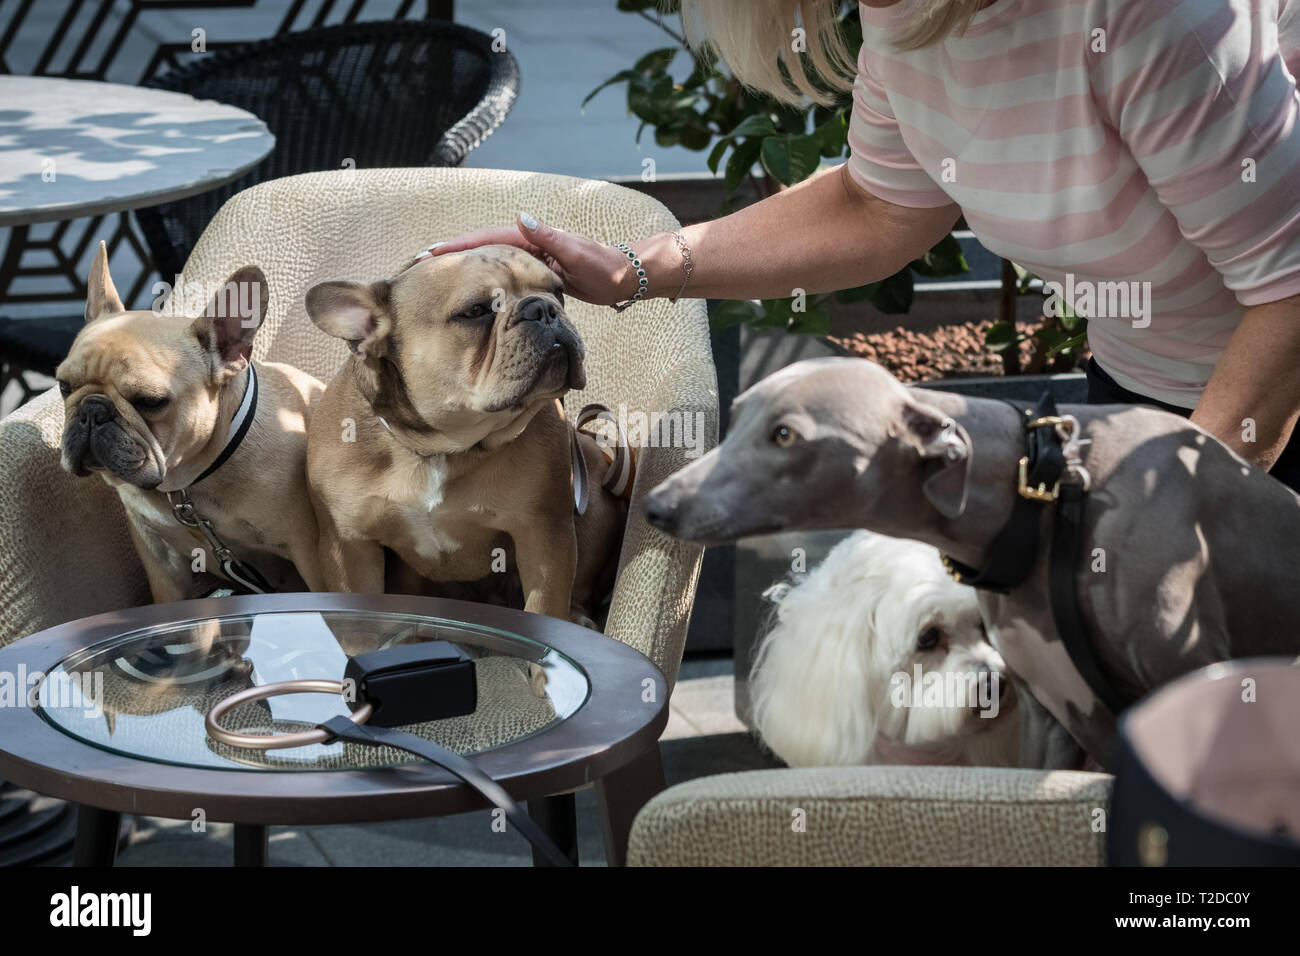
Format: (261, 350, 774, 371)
(830, 319, 1088, 383)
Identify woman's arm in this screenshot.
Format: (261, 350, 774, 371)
(635, 163, 960, 301)
(426, 163, 959, 306)
(1191, 295, 1300, 470)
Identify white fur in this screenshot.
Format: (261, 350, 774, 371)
(750, 530, 1019, 768)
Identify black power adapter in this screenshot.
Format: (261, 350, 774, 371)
(343, 641, 477, 727)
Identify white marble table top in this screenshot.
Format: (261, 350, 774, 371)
(0, 76, 274, 227)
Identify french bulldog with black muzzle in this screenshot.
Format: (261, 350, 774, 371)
(56, 241, 326, 600)
(304, 244, 627, 626)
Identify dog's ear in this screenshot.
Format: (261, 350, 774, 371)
(191, 265, 269, 378)
(305, 279, 392, 358)
(898, 399, 972, 518)
(85, 240, 125, 323)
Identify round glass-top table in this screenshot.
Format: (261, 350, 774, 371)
(0, 76, 274, 227)
(0, 594, 669, 867)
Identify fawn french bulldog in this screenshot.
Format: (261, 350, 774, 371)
(56, 241, 325, 599)
(304, 244, 627, 625)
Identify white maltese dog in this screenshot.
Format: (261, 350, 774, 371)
(750, 530, 1019, 767)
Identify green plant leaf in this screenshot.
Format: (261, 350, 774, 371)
(812, 110, 849, 158)
(634, 47, 678, 74)
(678, 122, 713, 151)
(787, 304, 832, 335)
(707, 137, 730, 174)
(653, 126, 680, 147)
(1059, 306, 1083, 331)
(627, 72, 680, 125)
(1046, 329, 1088, 358)
(985, 320, 1025, 352)
(709, 299, 763, 332)
(582, 69, 640, 108)
(724, 137, 764, 192)
(909, 233, 969, 278)
(759, 134, 822, 186)
(715, 113, 778, 143)
(866, 268, 914, 314)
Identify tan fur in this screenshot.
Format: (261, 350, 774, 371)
(55, 241, 325, 601)
(306, 245, 624, 623)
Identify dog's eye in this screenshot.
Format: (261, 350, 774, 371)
(770, 424, 797, 448)
(57, 380, 72, 398)
(917, 627, 942, 651)
(454, 303, 493, 321)
(132, 395, 170, 411)
(553, 286, 565, 306)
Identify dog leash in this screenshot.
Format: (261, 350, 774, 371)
(165, 363, 276, 594)
(939, 393, 1137, 716)
(205, 642, 575, 867)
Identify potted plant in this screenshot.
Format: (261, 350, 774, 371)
(586, 0, 970, 337)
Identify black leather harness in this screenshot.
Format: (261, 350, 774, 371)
(939, 393, 1137, 716)
(166, 363, 276, 595)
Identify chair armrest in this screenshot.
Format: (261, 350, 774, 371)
(629, 766, 1113, 866)
(602, 307, 718, 690)
(0, 390, 146, 647)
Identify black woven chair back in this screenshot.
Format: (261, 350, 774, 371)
(136, 19, 519, 280)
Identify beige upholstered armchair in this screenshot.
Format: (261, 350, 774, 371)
(0, 167, 717, 700)
(628, 765, 1113, 866)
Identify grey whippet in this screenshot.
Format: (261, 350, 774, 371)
(643, 357, 1300, 769)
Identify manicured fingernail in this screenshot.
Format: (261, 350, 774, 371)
(519, 211, 538, 230)
(427, 241, 446, 251)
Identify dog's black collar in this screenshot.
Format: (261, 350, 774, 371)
(192, 362, 258, 486)
(940, 393, 1138, 717)
(939, 393, 1068, 593)
(164, 363, 274, 595)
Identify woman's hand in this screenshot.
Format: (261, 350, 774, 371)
(417, 212, 639, 306)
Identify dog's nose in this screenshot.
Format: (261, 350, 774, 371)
(642, 491, 678, 532)
(513, 295, 557, 326)
(78, 394, 115, 427)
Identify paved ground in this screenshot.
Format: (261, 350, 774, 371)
(113, 656, 778, 866)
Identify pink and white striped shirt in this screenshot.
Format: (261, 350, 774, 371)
(849, 0, 1300, 407)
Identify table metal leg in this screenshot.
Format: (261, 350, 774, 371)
(596, 743, 666, 867)
(233, 823, 268, 867)
(527, 792, 578, 867)
(73, 805, 122, 866)
(0, 782, 78, 866)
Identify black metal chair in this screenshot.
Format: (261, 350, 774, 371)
(0, 19, 519, 405)
(137, 19, 520, 281)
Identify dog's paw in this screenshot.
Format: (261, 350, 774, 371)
(567, 609, 600, 632)
(526, 661, 549, 699)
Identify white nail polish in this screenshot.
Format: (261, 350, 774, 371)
(519, 211, 538, 230)
(427, 241, 447, 250)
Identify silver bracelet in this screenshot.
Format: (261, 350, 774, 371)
(611, 242, 648, 312)
(668, 230, 694, 302)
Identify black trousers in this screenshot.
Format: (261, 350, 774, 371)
(1084, 358, 1300, 493)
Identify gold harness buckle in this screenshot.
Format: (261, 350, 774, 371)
(1018, 455, 1060, 501)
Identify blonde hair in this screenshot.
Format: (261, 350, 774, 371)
(679, 0, 987, 104)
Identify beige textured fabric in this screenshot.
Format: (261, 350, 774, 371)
(628, 766, 1113, 866)
(0, 391, 148, 643)
(0, 168, 717, 690)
